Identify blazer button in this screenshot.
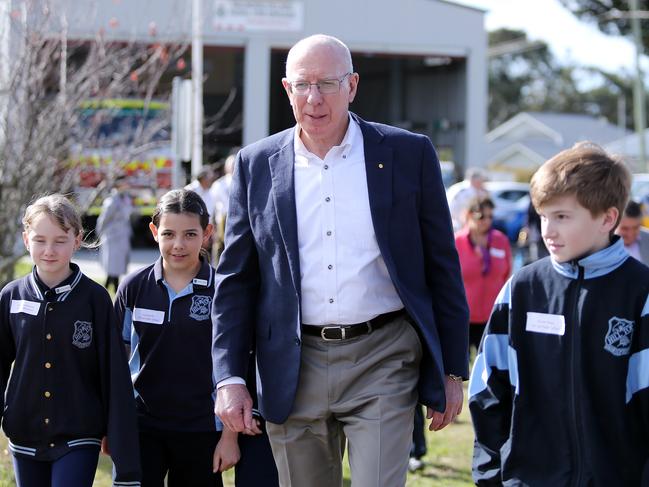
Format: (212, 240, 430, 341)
(294, 337, 301, 346)
(44, 391, 51, 398)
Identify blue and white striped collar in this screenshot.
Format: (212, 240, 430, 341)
(551, 236, 629, 280)
(153, 256, 214, 289)
(29, 263, 83, 301)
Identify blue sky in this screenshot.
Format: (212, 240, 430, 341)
(452, 0, 638, 75)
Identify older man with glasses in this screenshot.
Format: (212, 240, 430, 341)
(212, 34, 469, 487)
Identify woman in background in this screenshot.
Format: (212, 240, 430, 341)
(455, 196, 512, 351)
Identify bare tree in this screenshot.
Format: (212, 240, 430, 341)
(0, 1, 186, 285)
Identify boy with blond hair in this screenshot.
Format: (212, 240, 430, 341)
(469, 142, 649, 485)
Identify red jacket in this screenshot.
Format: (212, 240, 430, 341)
(455, 228, 511, 324)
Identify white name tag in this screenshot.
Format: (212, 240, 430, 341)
(10, 300, 41, 316)
(526, 312, 565, 336)
(192, 278, 208, 287)
(55, 285, 72, 294)
(133, 307, 165, 324)
(490, 247, 506, 259)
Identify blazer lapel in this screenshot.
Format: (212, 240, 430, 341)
(355, 114, 393, 254)
(268, 138, 302, 297)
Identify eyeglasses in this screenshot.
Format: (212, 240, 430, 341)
(288, 73, 352, 95)
(471, 212, 494, 221)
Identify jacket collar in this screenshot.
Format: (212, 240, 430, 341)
(29, 263, 83, 301)
(551, 236, 629, 280)
(154, 256, 214, 289)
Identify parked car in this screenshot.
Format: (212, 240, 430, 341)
(446, 180, 530, 241)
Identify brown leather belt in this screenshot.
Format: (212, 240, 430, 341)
(301, 309, 405, 341)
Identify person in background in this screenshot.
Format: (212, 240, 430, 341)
(210, 154, 235, 261)
(185, 167, 216, 219)
(518, 200, 549, 265)
(1, 194, 140, 487)
(407, 405, 427, 472)
(615, 200, 649, 265)
(96, 175, 133, 292)
(455, 196, 512, 351)
(448, 167, 489, 232)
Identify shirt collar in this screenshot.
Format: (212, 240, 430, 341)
(153, 256, 214, 289)
(551, 236, 629, 279)
(293, 113, 358, 161)
(30, 263, 82, 301)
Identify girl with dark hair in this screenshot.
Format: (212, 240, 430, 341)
(114, 189, 238, 486)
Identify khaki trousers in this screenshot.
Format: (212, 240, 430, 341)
(266, 317, 422, 487)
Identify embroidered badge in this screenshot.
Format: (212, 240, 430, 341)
(604, 317, 634, 356)
(189, 295, 212, 321)
(72, 321, 93, 349)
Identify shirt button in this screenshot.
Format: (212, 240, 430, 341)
(46, 334, 52, 340)
(324, 165, 329, 170)
(44, 418, 50, 425)
(329, 298, 334, 304)
(343, 155, 347, 159)
(326, 231, 332, 236)
(328, 265, 333, 270)
(49, 443, 55, 448)
(294, 337, 301, 346)
(325, 197, 331, 202)
(47, 305, 54, 312)
(44, 391, 51, 398)
(45, 362, 52, 369)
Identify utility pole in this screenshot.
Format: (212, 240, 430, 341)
(630, 0, 647, 171)
(191, 0, 203, 177)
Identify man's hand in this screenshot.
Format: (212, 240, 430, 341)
(427, 375, 464, 431)
(215, 384, 259, 435)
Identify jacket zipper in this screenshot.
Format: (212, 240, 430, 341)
(569, 263, 584, 486)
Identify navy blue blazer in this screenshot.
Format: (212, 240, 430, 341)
(212, 113, 469, 424)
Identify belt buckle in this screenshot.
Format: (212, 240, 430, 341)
(321, 326, 343, 341)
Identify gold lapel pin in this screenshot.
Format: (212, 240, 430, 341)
(378, 163, 384, 169)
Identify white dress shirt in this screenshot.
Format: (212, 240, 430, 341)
(294, 116, 403, 325)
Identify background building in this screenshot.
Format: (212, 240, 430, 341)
(15, 0, 487, 170)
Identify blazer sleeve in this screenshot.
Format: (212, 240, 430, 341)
(212, 151, 258, 383)
(418, 136, 470, 377)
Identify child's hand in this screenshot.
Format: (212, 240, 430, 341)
(101, 436, 110, 456)
(212, 428, 240, 473)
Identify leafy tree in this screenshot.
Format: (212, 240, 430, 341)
(557, 0, 649, 50)
(488, 28, 582, 127)
(0, 2, 185, 284)
(488, 27, 636, 130)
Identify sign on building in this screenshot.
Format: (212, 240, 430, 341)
(213, 0, 304, 32)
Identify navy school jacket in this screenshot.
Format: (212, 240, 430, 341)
(0, 264, 141, 486)
(114, 257, 221, 433)
(469, 238, 649, 486)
